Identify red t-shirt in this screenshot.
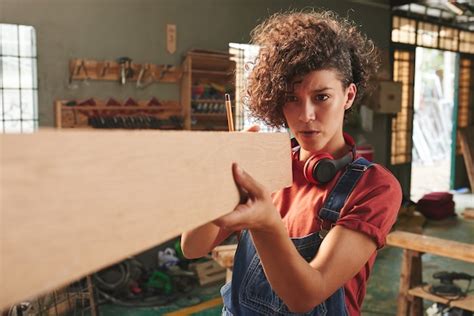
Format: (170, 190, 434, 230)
(272, 156, 402, 315)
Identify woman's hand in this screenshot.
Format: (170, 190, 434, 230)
(243, 124, 260, 132)
(213, 163, 281, 233)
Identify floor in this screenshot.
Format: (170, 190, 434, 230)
(90, 193, 474, 316)
(410, 159, 452, 202)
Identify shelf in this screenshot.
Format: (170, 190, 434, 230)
(408, 285, 474, 311)
(191, 125, 228, 131)
(61, 105, 181, 111)
(55, 99, 183, 129)
(192, 113, 227, 119)
(192, 99, 226, 104)
(192, 69, 233, 76)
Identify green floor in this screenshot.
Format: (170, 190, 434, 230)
(94, 194, 474, 316)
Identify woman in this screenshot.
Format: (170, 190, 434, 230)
(181, 10, 402, 315)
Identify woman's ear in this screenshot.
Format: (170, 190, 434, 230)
(344, 83, 357, 110)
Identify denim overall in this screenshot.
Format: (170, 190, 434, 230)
(221, 157, 373, 315)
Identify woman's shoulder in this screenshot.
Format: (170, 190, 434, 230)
(361, 163, 402, 195)
(356, 161, 402, 197)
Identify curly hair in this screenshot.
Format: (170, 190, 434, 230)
(245, 10, 380, 127)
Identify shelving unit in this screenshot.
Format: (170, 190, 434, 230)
(54, 98, 183, 129)
(181, 50, 236, 130)
(59, 57, 185, 130)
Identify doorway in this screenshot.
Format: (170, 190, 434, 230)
(410, 47, 458, 201)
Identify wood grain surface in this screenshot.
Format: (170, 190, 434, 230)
(387, 231, 474, 263)
(0, 130, 291, 308)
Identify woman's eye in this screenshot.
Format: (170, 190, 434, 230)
(315, 94, 329, 101)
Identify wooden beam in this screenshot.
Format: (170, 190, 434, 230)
(387, 231, 474, 263)
(212, 244, 237, 268)
(459, 127, 474, 191)
(396, 249, 423, 316)
(0, 130, 291, 309)
(462, 208, 474, 219)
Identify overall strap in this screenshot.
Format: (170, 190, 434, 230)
(318, 157, 374, 238)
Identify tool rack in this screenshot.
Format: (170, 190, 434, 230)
(69, 58, 182, 85)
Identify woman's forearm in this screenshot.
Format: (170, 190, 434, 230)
(181, 222, 229, 259)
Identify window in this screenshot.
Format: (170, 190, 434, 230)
(460, 30, 474, 54)
(391, 49, 415, 165)
(390, 15, 474, 165)
(456, 56, 474, 153)
(392, 15, 474, 53)
(392, 16, 417, 45)
(417, 22, 439, 48)
(0, 24, 38, 133)
(229, 43, 285, 133)
(439, 26, 459, 51)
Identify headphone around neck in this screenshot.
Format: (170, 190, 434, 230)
(292, 132, 356, 185)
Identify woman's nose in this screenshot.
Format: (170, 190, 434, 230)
(299, 98, 316, 122)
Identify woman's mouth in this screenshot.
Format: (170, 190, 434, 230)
(299, 131, 320, 138)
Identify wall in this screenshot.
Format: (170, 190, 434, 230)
(1, 0, 395, 168)
(0, 0, 391, 116)
(2, 0, 420, 269)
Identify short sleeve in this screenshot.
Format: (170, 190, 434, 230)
(335, 165, 402, 249)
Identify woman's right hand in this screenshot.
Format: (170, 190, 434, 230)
(180, 124, 261, 258)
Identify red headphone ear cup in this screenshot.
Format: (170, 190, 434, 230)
(303, 153, 334, 184)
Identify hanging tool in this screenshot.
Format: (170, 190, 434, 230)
(98, 61, 110, 78)
(158, 64, 173, 81)
(136, 64, 147, 88)
(69, 59, 88, 83)
(117, 57, 133, 84)
(137, 63, 155, 88)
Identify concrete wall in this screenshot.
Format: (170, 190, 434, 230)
(0, 0, 391, 122)
(1, 0, 397, 169)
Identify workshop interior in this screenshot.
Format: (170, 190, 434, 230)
(1, 0, 473, 315)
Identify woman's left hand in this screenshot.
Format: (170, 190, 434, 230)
(213, 163, 281, 232)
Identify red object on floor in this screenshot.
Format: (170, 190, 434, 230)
(417, 192, 456, 220)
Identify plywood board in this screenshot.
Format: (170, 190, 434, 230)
(0, 130, 291, 309)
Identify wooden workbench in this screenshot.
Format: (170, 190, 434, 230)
(387, 231, 474, 315)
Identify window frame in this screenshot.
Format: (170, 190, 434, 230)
(390, 14, 474, 165)
(0, 23, 39, 133)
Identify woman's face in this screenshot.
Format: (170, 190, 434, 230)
(282, 69, 356, 158)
